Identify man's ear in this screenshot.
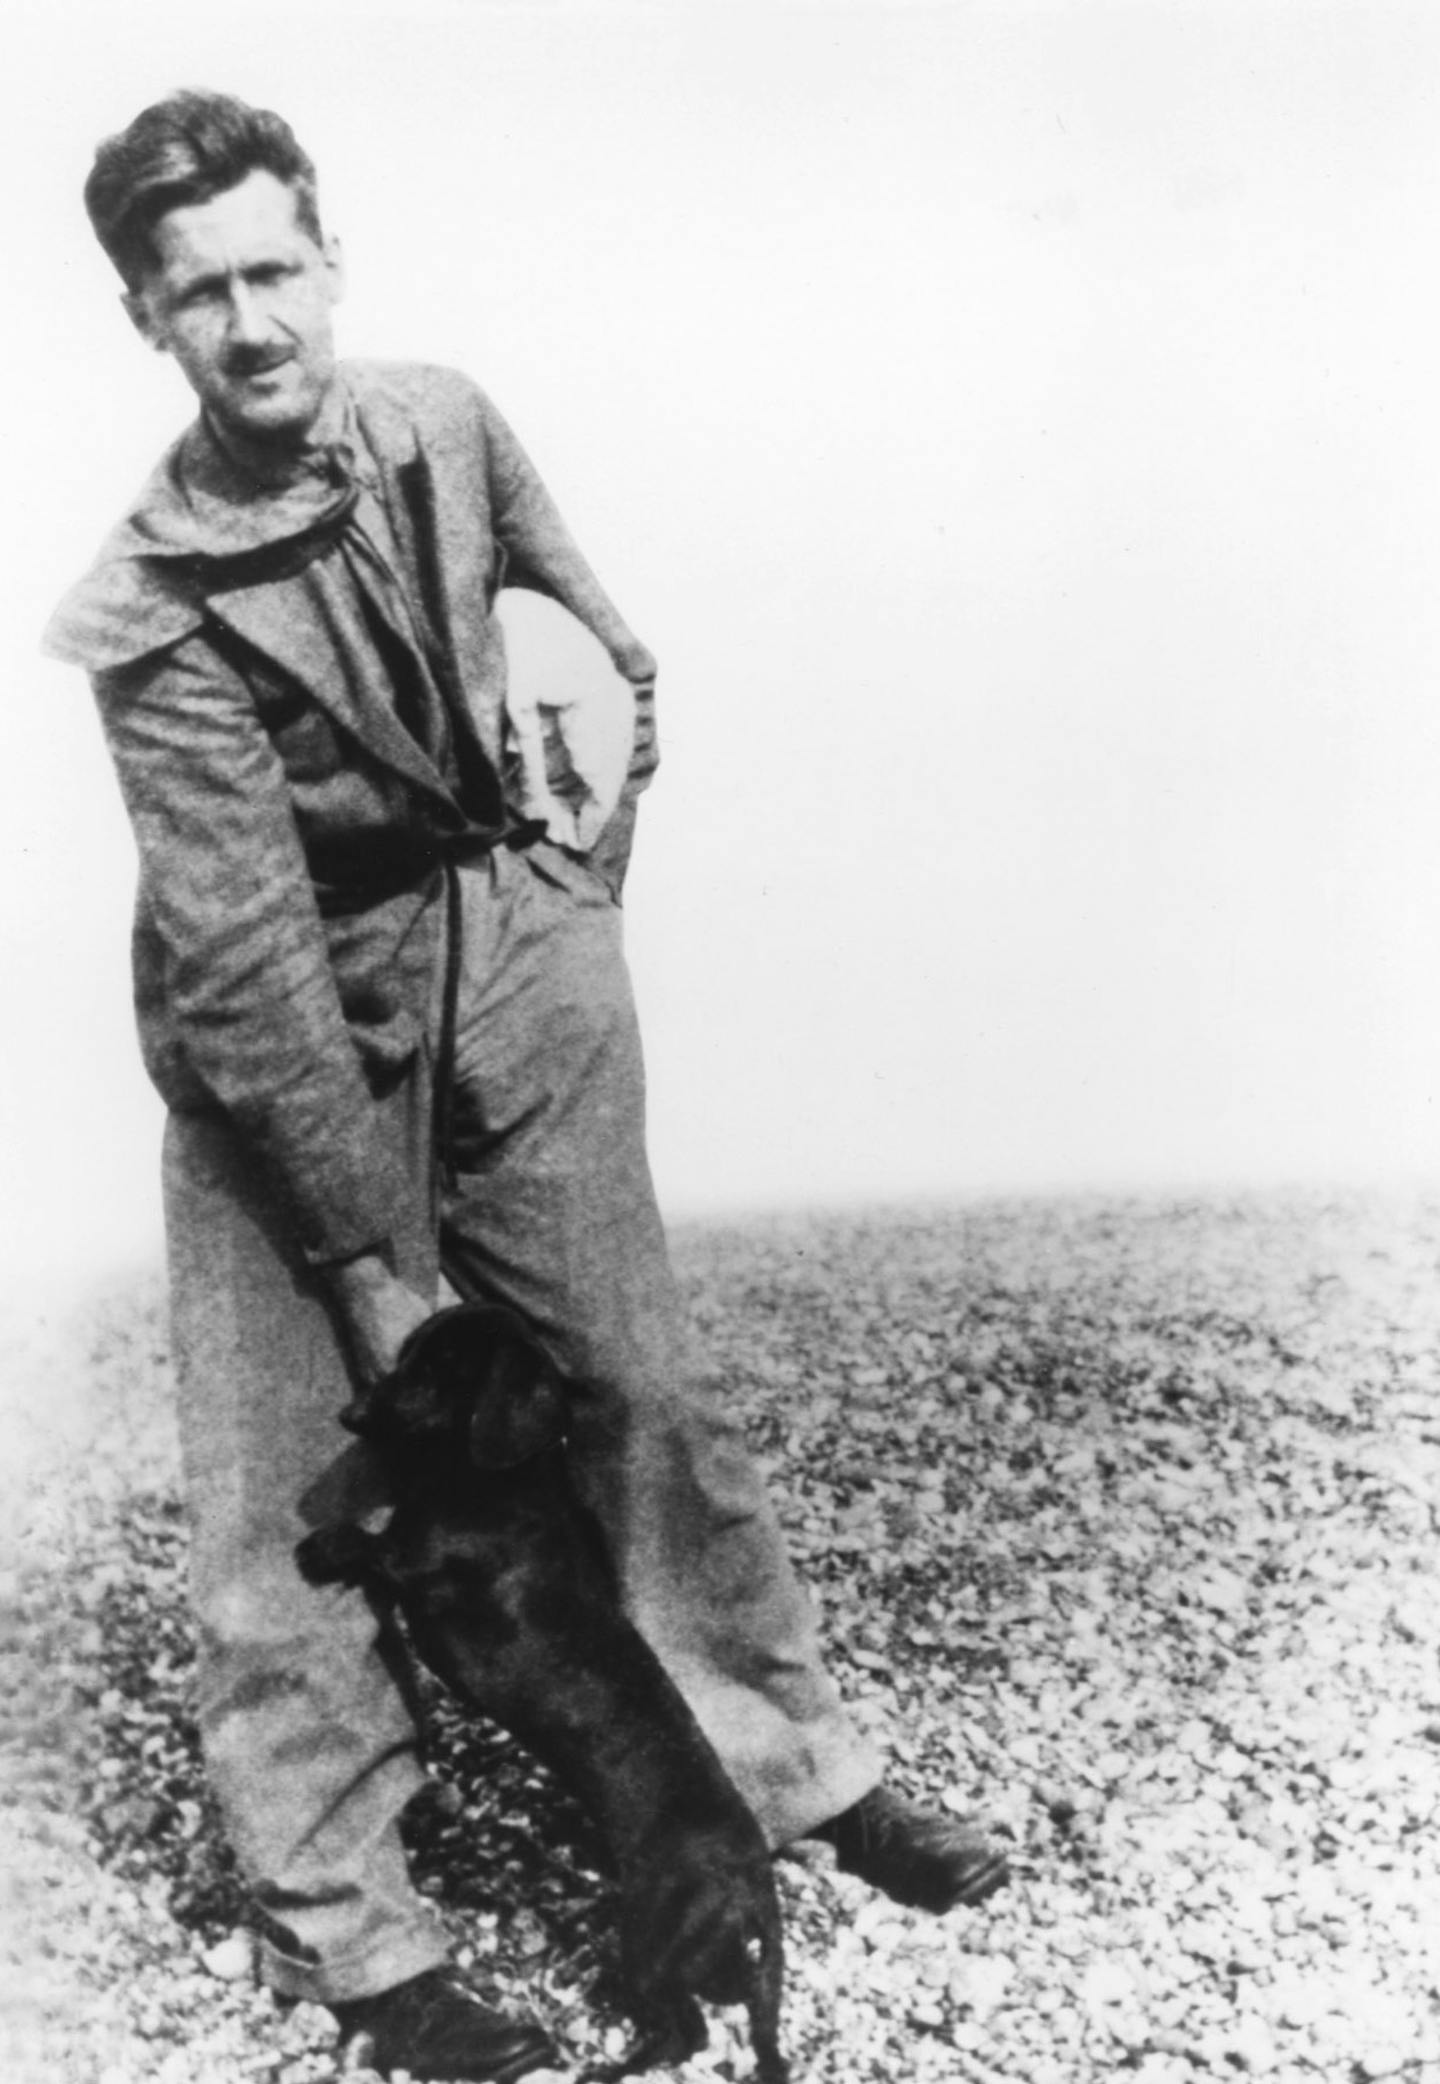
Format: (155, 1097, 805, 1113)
(322, 232, 345, 308)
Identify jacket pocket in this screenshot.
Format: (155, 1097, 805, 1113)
(521, 836, 621, 910)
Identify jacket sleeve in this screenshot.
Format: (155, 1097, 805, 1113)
(94, 633, 403, 1268)
(478, 395, 660, 892)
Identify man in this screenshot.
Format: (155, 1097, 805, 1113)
(46, 91, 1008, 2083)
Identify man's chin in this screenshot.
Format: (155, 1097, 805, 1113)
(212, 386, 326, 452)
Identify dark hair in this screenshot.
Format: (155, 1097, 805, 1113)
(84, 89, 323, 290)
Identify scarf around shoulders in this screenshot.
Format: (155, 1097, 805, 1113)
(43, 375, 379, 673)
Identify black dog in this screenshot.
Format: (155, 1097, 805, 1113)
(296, 1303, 787, 2084)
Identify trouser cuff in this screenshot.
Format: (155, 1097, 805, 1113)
(260, 1919, 450, 2009)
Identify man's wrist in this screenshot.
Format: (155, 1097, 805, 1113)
(322, 1251, 436, 1392)
(324, 1246, 398, 1303)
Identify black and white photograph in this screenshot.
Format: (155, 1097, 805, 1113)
(5, 5, 1440, 2080)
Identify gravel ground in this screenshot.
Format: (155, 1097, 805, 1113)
(4, 1188, 1440, 2084)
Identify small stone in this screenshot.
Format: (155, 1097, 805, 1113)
(1194, 2028, 1235, 2072)
(1036, 1781, 1078, 1824)
(1081, 1956, 1136, 2012)
(1177, 1919, 1227, 1963)
(508, 1910, 549, 1958)
(1355, 2044, 1413, 2080)
(200, 1931, 253, 1983)
(784, 1836, 836, 1874)
(949, 1955, 1014, 2017)
(1049, 2004, 1084, 2044)
(855, 1897, 906, 1948)
(1226, 2013, 1278, 2073)
(1268, 1972, 1330, 2028)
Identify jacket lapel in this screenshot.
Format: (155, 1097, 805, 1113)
(207, 572, 460, 811)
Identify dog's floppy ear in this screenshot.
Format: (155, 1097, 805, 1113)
(469, 1321, 569, 1470)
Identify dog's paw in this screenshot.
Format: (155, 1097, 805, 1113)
(294, 1523, 373, 1588)
(621, 1997, 708, 2077)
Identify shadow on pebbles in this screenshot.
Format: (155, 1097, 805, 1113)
(4, 1189, 1440, 2083)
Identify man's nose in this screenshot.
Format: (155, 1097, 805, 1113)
(226, 282, 275, 346)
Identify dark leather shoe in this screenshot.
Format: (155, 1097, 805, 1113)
(330, 1967, 560, 2081)
(808, 1787, 1011, 1913)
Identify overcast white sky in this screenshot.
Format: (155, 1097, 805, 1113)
(6, 0, 1440, 1286)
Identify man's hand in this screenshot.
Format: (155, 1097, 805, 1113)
(325, 1252, 435, 1390)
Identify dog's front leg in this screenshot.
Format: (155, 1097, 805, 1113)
(294, 1521, 386, 1591)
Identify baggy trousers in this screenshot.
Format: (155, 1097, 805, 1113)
(165, 840, 880, 2003)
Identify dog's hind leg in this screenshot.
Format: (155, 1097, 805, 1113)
(744, 1928, 789, 2084)
(748, 2001, 790, 2084)
(574, 1994, 708, 2083)
(746, 1888, 790, 2084)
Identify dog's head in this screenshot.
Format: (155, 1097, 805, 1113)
(341, 1303, 569, 1470)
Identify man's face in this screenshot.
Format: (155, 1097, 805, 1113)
(124, 168, 344, 449)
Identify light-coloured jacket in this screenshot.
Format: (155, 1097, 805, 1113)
(45, 361, 657, 1265)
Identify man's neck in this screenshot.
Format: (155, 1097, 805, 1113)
(203, 375, 349, 490)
